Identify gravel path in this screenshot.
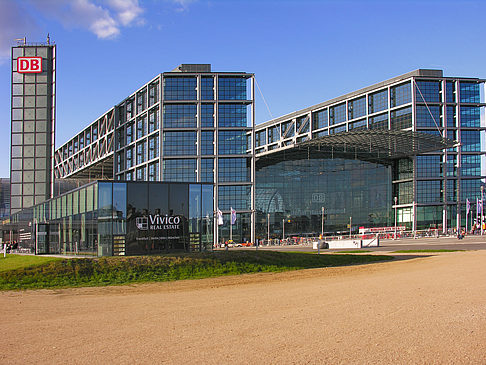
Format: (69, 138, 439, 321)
(1, 251, 486, 364)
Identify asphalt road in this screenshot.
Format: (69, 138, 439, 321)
(236, 235, 486, 253)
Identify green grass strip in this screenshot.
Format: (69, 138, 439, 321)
(0, 255, 62, 272)
(0, 251, 393, 291)
(392, 249, 464, 253)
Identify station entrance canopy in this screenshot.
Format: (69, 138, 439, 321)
(256, 130, 456, 167)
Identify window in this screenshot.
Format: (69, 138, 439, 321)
(446, 155, 456, 177)
(163, 104, 197, 128)
(416, 155, 442, 178)
(136, 141, 146, 165)
(218, 77, 246, 100)
(126, 147, 133, 169)
(348, 119, 367, 130)
(201, 131, 214, 155)
(348, 97, 366, 120)
(148, 108, 159, 133)
(136, 166, 146, 181)
(163, 159, 196, 182)
(369, 89, 388, 114)
(256, 130, 266, 147)
(460, 106, 480, 128)
(137, 90, 146, 114)
(218, 131, 247, 155)
(218, 158, 250, 182)
(312, 109, 328, 130)
(268, 126, 279, 143)
(461, 155, 481, 176)
(369, 113, 388, 130)
(218, 185, 251, 210)
(447, 180, 456, 202)
(201, 104, 214, 127)
(417, 180, 442, 203)
(201, 77, 214, 100)
(218, 104, 247, 127)
(136, 115, 146, 139)
(163, 132, 197, 156)
(416, 106, 442, 128)
(148, 162, 159, 181)
(446, 106, 456, 127)
(446, 81, 455, 103)
(296, 115, 310, 134)
(461, 131, 480, 152)
(329, 125, 346, 134)
(460, 179, 482, 201)
(148, 82, 158, 107)
(164, 77, 197, 100)
(460, 82, 480, 103)
(391, 82, 411, 107)
(201, 159, 213, 182)
(415, 81, 441, 103)
(148, 134, 159, 160)
(391, 107, 412, 129)
(329, 103, 346, 125)
(126, 122, 134, 144)
(281, 121, 294, 138)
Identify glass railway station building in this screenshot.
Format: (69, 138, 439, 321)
(4, 42, 485, 255)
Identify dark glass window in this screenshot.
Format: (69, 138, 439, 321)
(447, 180, 456, 202)
(348, 97, 366, 120)
(201, 159, 213, 182)
(148, 134, 159, 160)
(312, 109, 328, 130)
(218, 185, 251, 210)
(391, 82, 411, 107)
(329, 125, 346, 134)
(417, 180, 442, 203)
(329, 103, 346, 125)
(218, 131, 247, 154)
(126, 147, 134, 169)
(460, 106, 480, 127)
(256, 130, 266, 147)
(163, 104, 197, 128)
(148, 162, 159, 181)
(201, 131, 214, 155)
(369, 89, 388, 114)
(148, 82, 158, 107)
(126, 122, 134, 144)
(416, 106, 442, 128)
(460, 179, 482, 201)
(391, 107, 412, 129)
(218, 158, 250, 182)
(415, 81, 441, 103)
(163, 131, 197, 156)
(164, 77, 197, 100)
(348, 119, 367, 130)
(281, 121, 294, 139)
(369, 113, 388, 130)
(201, 104, 214, 127)
(461, 155, 481, 176)
(268, 126, 279, 143)
(136, 166, 146, 181)
(137, 90, 146, 114)
(461, 131, 480, 152)
(136, 141, 146, 165)
(446, 106, 456, 127)
(445, 155, 456, 177)
(218, 77, 246, 100)
(148, 108, 159, 133)
(446, 81, 455, 103)
(163, 159, 196, 182)
(218, 104, 247, 127)
(136, 115, 146, 140)
(460, 82, 480, 103)
(201, 77, 214, 100)
(416, 155, 442, 178)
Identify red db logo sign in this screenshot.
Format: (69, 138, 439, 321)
(17, 57, 43, 73)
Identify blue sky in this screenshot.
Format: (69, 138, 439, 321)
(0, 0, 485, 177)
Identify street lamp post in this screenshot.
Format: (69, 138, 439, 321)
(349, 216, 352, 238)
(394, 196, 398, 240)
(321, 207, 325, 238)
(282, 218, 285, 241)
(267, 213, 270, 245)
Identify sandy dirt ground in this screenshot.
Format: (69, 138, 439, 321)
(1, 251, 486, 364)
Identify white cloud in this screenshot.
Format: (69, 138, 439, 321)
(170, 0, 197, 12)
(27, 0, 145, 39)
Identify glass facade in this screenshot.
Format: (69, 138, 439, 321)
(255, 158, 392, 237)
(9, 181, 213, 256)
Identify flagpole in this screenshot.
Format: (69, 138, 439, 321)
(481, 186, 484, 236)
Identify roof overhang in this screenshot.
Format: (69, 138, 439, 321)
(256, 129, 456, 168)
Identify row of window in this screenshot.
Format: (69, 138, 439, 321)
(415, 80, 480, 103)
(163, 77, 248, 101)
(416, 154, 481, 178)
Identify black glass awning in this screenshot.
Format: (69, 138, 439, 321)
(256, 130, 456, 167)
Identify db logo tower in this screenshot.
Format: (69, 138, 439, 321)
(17, 57, 42, 73)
